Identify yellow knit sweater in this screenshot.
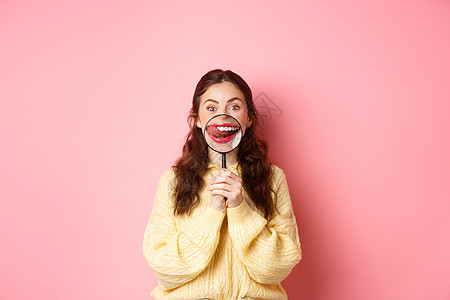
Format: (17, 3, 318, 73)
(142, 163, 301, 300)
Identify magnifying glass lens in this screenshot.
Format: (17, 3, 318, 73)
(203, 114, 242, 168)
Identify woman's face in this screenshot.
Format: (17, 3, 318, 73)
(196, 81, 252, 135)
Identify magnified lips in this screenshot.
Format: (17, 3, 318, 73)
(206, 124, 239, 138)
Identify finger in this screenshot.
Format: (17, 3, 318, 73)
(222, 170, 242, 184)
(209, 185, 240, 198)
(209, 168, 225, 182)
(210, 189, 232, 199)
(206, 183, 232, 191)
(210, 171, 241, 185)
(211, 194, 226, 202)
(220, 168, 241, 177)
(209, 177, 231, 185)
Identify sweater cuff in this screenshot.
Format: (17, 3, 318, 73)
(227, 199, 255, 223)
(201, 205, 226, 227)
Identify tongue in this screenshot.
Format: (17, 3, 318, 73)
(207, 126, 235, 138)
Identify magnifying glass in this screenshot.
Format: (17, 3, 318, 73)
(203, 114, 242, 169)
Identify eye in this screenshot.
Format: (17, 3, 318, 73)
(207, 106, 216, 112)
(229, 104, 240, 111)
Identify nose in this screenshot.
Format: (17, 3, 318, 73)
(215, 113, 234, 123)
(207, 114, 233, 126)
(217, 106, 227, 114)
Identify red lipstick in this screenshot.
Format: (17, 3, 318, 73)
(206, 123, 240, 144)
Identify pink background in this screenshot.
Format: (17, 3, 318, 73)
(1, 0, 450, 299)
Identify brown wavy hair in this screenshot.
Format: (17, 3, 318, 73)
(173, 69, 274, 219)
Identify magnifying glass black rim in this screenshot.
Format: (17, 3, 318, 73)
(203, 113, 242, 155)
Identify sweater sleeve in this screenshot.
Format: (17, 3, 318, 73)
(226, 167, 302, 284)
(142, 170, 225, 291)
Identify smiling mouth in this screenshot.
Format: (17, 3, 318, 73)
(206, 123, 240, 143)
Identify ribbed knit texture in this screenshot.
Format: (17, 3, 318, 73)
(142, 164, 301, 300)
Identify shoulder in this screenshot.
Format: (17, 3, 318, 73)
(160, 168, 176, 180)
(270, 164, 285, 176)
(270, 164, 287, 185)
(269, 165, 294, 214)
(156, 168, 177, 193)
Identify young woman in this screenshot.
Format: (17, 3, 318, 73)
(143, 69, 301, 300)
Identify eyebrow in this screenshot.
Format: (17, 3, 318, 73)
(203, 97, 244, 105)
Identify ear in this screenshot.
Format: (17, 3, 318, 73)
(196, 119, 202, 128)
(246, 117, 253, 128)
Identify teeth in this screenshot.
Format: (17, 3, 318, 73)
(217, 126, 237, 132)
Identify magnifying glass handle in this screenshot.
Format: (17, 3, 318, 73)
(222, 153, 228, 207)
(221, 153, 228, 206)
(222, 153, 226, 169)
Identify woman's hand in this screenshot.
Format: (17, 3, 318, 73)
(207, 169, 243, 209)
(209, 194, 226, 212)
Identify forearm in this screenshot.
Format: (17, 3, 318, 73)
(227, 200, 301, 284)
(143, 205, 225, 290)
